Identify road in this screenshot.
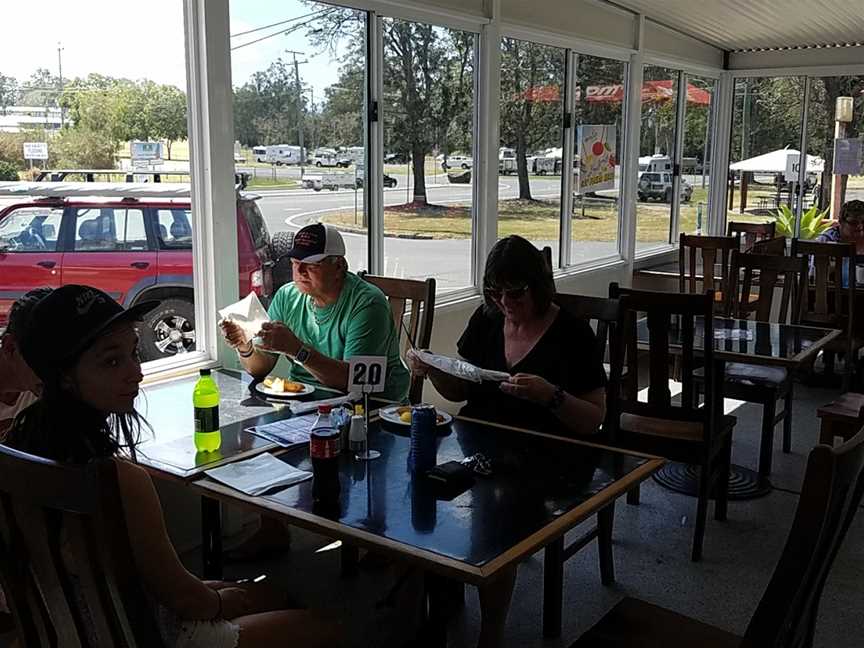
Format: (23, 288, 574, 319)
(253, 174, 565, 291)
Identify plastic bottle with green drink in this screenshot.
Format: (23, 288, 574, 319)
(193, 369, 221, 452)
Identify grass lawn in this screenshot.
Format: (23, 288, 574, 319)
(246, 177, 300, 189)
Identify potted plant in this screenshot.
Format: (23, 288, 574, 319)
(774, 204, 833, 240)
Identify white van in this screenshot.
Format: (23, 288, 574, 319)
(266, 145, 304, 166)
(252, 146, 268, 163)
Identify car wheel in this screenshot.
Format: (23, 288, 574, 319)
(139, 298, 196, 361)
(270, 230, 295, 261)
(665, 188, 673, 203)
(315, 161, 322, 167)
(275, 161, 283, 166)
(637, 192, 645, 202)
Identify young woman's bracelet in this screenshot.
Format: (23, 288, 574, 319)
(238, 342, 254, 358)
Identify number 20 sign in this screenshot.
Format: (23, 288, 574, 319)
(348, 356, 387, 393)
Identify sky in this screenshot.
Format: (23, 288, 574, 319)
(0, 0, 351, 104)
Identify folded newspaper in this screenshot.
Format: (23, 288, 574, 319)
(205, 452, 311, 496)
(218, 292, 271, 344)
(414, 350, 510, 383)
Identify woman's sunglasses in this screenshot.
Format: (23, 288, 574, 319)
(485, 284, 529, 301)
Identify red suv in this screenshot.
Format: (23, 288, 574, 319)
(0, 181, 275, 361)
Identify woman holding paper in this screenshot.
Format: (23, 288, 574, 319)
(5, 285, 340, 648)
(408, 235, 606, 437)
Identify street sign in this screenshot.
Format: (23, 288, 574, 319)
(23, 142, 48, 160)
(131, 141, 163, 161)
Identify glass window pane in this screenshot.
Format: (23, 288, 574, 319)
(635, 66, 679, 252)
(0, 208, 63, 252)
(230, 1, 368, 273)
(678, 76, 715, 236)
(498, 37, 565, 267)
(805, 76, 864, 242)
(728, 76, 804, 233)
(572, 54, 626, 264)
(382, 18, 476, 294)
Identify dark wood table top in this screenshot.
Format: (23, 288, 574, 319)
(135, 369, 342, 480)
(190, 416, 663, 584)
(636, 316, 840, 367)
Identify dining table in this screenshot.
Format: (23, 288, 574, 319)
(135, 369, 665, 642)
(636, 315, 840, 499)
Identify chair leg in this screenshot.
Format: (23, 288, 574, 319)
(543, 537, 564, 638)
(758, 397, 777, 478)
(597, 504, 615, 585)
(715, 439, 732, 522)
(782, 385, 793, 454)
(692, 464, 710, 562)
(626, 485, 640, 506)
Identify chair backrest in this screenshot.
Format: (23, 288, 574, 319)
(727, 221, 777, 252)
(541, 246, 553, 272)
(553, 293, 626, 432)
(358, 272, 436, 404)
(0, 446, 163, 647)
(610, 283, 717, 433)
(745, 428, 864, 648)
(790, 239, 856, 337)
(751, 235, 787, 256)
(678, 233, 737, 311)
(727, 250, 807, 324)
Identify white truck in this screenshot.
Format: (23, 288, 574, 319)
(301, 171, 357, 191)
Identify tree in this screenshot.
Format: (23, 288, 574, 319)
(148, 85, 187, 159)
(233, 59, 308, 147)
(20, 68, 62, 106)
(0, 73, 19, 110)
(500, 39, 565, 200)
(51, 127, 117, 168)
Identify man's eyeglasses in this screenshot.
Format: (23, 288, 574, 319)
(484, 284, 529, 301)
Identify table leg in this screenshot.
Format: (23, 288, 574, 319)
(420, 573, 449, 648)
(543, 537, 564, 638)
(201, 496, 223, 580)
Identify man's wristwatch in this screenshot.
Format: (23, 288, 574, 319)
(547, 385, 566, 411)
(294, 345, 312, 366)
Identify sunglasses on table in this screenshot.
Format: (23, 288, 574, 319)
(484, 284, 529, 300)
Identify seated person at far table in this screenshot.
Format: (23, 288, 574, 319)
(222, 223, 410, 402)
(814, 199, 864, 286)
(408, 234, 606, 437)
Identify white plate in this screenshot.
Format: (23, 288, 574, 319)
(254, 379, 315, 399)
(379, 406, 453, 427)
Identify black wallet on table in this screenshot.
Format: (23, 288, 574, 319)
(426, 461, 475, 498)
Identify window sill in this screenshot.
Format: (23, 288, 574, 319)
(633, 245, 677, 269)
(141, 351, 219, 386)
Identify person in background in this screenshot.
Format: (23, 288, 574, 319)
(407, 235, 607, 648)
(222, 222, 409, 401)
(5, 285, 339, 648)
(814, 199, 864, 287)
(0, 288, 52, 442)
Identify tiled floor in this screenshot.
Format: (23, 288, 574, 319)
(2, 381, 862, 647)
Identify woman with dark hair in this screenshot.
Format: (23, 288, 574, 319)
(5, 285, 339, 648)
(409, 235, 606, 437)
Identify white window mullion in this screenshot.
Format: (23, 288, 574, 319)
(708, 71, 734, 235)
(559, 50, 577, 269)
(670, 70, 688, 241)
(367, 13, 385, 274)
(619, 16, 645, 264)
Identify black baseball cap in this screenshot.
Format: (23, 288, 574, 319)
(287, 223, 346, 263)
(19, 285, 158, 382)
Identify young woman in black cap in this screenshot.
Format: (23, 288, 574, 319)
(6, 285, 339, 648)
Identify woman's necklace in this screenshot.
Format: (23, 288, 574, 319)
(308, 295, 335, 326)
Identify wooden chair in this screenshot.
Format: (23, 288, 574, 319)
(679, 233, 738, 313)
(609, 284, 735, 561)
(543, 294, 625, 609)
(570, 427, 864, 648)
(707, 251, 807, 476)
(541, 245, 553, 271)
(791, 239, 861, 391)
(727, 221, 776, 252)
(358, 272, 436, 404)
(0, 445, 164, 647)
(817, 392, 864, 446)
(751, 235, 787, 256)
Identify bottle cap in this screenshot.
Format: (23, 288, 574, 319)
(200, 368, 211, 376)
(318, 404, 333, 413)
(354, 404, 364, 416)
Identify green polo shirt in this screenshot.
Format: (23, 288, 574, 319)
(267, 272, 410, 402)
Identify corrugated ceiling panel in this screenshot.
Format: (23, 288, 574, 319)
(611, 0, 864, 50)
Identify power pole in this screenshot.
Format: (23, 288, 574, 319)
(286, 50, 307, 176)
(57, 42, 64, 128)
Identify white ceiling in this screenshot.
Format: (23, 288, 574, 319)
(610, 0, 864, 51)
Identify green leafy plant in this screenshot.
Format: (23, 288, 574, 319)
(774, 204, 833, 240)
(0, 160, 19, 181)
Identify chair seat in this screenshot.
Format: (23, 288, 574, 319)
(619, 413, 735, 442)
(570, 597, 743, 648)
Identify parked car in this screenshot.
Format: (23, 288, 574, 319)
(0, 181, 277, 361)
(354, 173, 398, 189)
(441, 155, 473, 170)
(637, 172, 693, 203)
(384, 152, 410, 165)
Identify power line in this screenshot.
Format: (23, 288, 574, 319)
(230, 8, 337, 51)
(230, 9, 327, 38)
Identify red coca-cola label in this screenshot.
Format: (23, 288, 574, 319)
(310, 431, 340, 459)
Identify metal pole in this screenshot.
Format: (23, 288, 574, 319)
(57, 42, 64, 128)
(286, 50, 306, 177)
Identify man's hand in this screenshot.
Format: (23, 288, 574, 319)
(405, 348, 431, 377)
(220, 320, 249, 350)
(215, 586, 252, 620)
(499, 373, 556, 405)
(257, 321, 302, 357)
